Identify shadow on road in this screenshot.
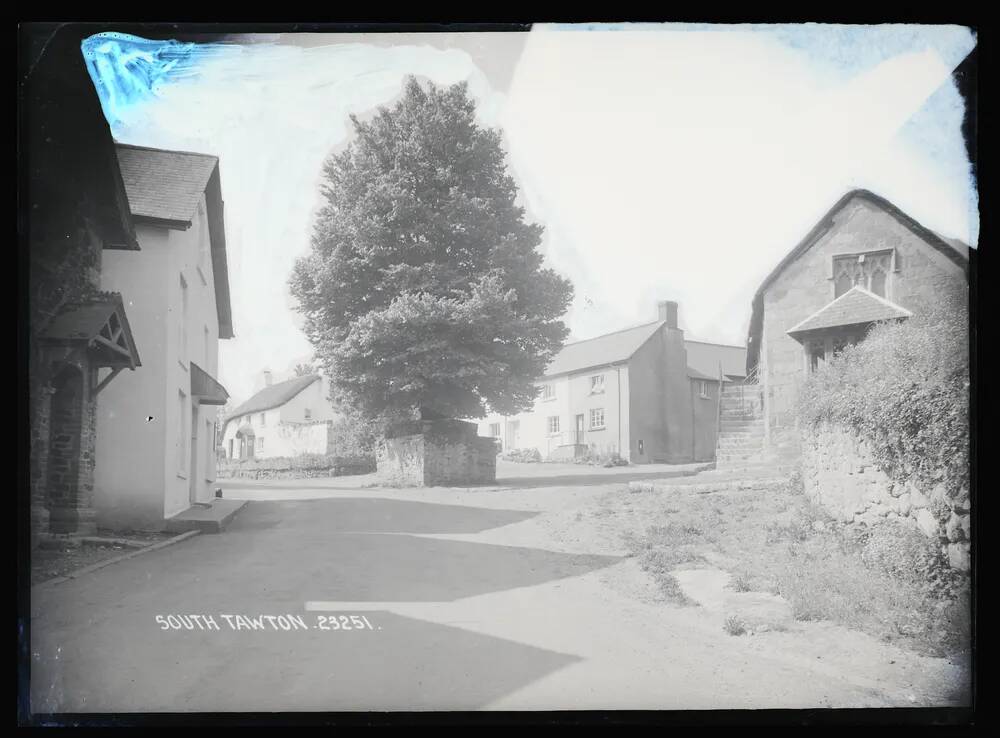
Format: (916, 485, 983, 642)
(492, 470, 702, 489)
(229, 497, 539, 534)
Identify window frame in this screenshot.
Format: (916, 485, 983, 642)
(830, 248, 895, 300)
(177, 390, 188, 477)
(178, 274, 189, 368)
(590, 374, 606, 394)
(589, 408, 606, 430)
(540, 383, 556, 401)
(547, 415, 561, 435)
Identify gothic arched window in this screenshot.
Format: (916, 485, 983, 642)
(832, 251, 892, 298)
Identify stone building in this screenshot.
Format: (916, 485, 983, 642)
(93, 144, 234, 530)
(26, 27, 143, 541)
(220, 373, 340, 460)
(745, 189, 970, 458)
(478, 301, 746, 464)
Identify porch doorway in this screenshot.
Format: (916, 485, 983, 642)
(575, 414, 585, 445)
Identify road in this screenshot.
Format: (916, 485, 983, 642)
(30, 462, 967, 712)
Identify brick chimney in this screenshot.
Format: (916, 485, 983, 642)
(263, 369, 272, 387)
(657, 300, 678, 329)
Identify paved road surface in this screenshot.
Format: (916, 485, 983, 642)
(30, 467, 966, 712)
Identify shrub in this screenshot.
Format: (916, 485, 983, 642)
(502, 447, 542, 463)
(797, 281, 969, 499)
(723, 616, 747, 636)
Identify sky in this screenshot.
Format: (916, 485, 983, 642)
(81, 24, 978, 405)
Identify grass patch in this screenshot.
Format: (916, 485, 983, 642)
(723, 615, 747, 636)
(622, 478, 971, 658)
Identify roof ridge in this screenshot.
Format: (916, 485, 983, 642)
(563, 320, 664, 347)
(787, 285, 911, 335)
(683, 338, 745, 349)
(115, 141, 220, 161)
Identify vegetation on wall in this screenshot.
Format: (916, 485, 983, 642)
(797, 281, 970, 500)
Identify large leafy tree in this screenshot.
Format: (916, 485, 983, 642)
(289, 76, 573, 429)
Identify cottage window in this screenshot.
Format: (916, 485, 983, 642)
(177, 390, 188, 474)
(590, 374, 605, 394)
(197, 201, 209, 281)
(540, 383, 555, 400)
(304, 408, 312, 420)
(205, 419, 214, 480)
(258, 437, 264, 453)
(489, 423, 501, 437)
(590, 408, 605, 430)
(808, 343, 826, 373)
(832, 251, 892, 298)
(179, 274, 189, 364)
(259, 412, 266, 426)
(547, 416, 561, 434)
(699, 380, 709, 399)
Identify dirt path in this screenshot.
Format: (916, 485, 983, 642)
(223, 465, 970, 709)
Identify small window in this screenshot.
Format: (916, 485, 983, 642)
(178, 275, 188, 364)
(547, 416, 560, 434)
(197, 200, 209, 277)
(304, 408, 312, 420)
(808, 343, 826, 373)
(206, 420, 214, 479)
(489, 423, 501, 437)
(259, 412, 266, 426)
(590, 374, 605, 394)
(590, 408, 605, 430)
(177, 390, 188, 474)
(540, 383, 555, 400)
(699, 380, 709, 399)
(258, 437, 264, 453)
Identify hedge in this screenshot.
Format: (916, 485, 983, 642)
(797, 282, 969, 500)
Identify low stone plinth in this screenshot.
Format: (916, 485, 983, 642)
(377, 419, 497, 486)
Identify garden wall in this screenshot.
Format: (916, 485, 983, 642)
(800, 421, 970, 572)
(217, 453, 375, 480)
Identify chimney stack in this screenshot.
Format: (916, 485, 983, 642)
(658, 300, 678, 329)
(263, 369, 272, 387)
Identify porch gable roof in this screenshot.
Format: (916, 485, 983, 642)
(786, 286, 912, 341)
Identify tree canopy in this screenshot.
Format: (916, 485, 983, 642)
(289, 76, 573, 428)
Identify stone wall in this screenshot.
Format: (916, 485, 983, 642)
(377, 419, 497, 486)
(217, 454, 375, 480)
(801, 421, 970, 572)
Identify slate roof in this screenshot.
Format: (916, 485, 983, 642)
(544, 321, 665, 377)
(114, 143, 235, 339)
(115, 144, 219, 224)
(41, 292, 141, 369)
(786, 286, 912, 338)
(687, 366, 719, 381)
(684, 340, 747, 380)
(225, 375, 321, 425)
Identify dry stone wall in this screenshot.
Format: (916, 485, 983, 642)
(801, 421, 970, 571)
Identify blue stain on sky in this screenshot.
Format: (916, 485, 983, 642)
(81, 26, 977, 243)
(81, 32, 234, 128)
